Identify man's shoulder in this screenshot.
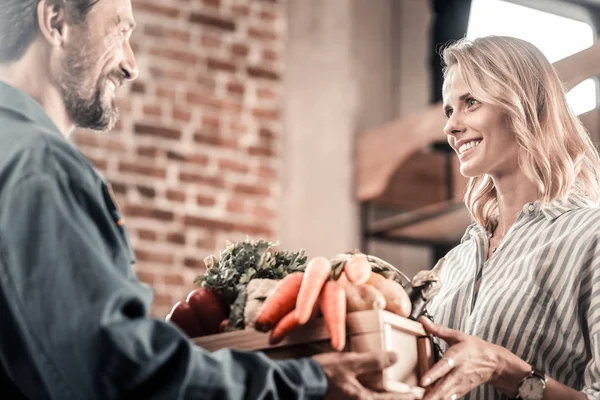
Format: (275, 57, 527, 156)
(0, 121, 98, 189)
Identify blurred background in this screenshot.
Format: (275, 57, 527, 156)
(71, 0, 600, 317)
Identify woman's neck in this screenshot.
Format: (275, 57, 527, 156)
(491, 170, 539, 237)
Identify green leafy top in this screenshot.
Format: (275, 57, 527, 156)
(195, 239, 307, 305)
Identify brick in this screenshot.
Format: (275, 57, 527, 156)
(226, 197, 244, 213)
(193, 132, 237, 149)
(85, 154, 108, 170)
(131, 81, 146, 94)
(143, 104, 161, 118)
(135, 3, 181, 19)
(254, 205, 277, 219)
(137, 146, 159, 158)
(172, 108, 192, 122)
(263, 49, 279, 62)
(260, 10, 277, 21)
(258, 165, 277, 179)
(119, 162, 167, 179)
(189, 153, 210, 165)
(153, 292, 174, 308)
(184, 257, 206, 269)
(252, 108, 279, 121)
(164, 273, 186, 286)
(149, 66, 188, 82)
(227, 81, 245, 95)
(233, 223, 273, 237)
(190, 13, 235, 31)
(200, 34, 222, 49)
(219, 158, 249, 173)
(110, 181, 128, 195)
(196, 236, 216, 250)
(259, 127, 276, 139)
(207, 58, 237, 73)
(156, 87, 177, 101)
(134, 123, 182, 140)
(144, 24, 165, 38)
(169, 29, 191, 43)
(166, 189, 186, 203)
(231, 5, 250, 16)
(136, 270, 158, 285)
(136, 228, 158, 241)
(167, 232, 186, 245)
(135, 249, 175, 264)
(184, 215, 235, 231)
(231, 43, 249, 57)
(248, 146, 275, 157)
(233, 183, 270, 196)
(124, 205, 174, 221)
(247, 66, 280, 81)
(136, 185, 156, 198)
(256, 87, 276, 99)
(179, 172, 225, 188)
(196, 195, 216, 206)
(248, 27, 277, 41)
(202, 0, 221, 7)
(150, 48, 198, 65)
(202, 116, 220, 130)
(166, 150, 187, 162)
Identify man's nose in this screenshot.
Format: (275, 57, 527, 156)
(120, 40, 139, 81)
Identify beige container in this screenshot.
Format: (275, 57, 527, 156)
(193, 309, 435, 398)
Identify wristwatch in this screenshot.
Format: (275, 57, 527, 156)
(517, 366, 547, 400)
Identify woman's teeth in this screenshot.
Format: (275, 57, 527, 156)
(458, 140, 481, 154)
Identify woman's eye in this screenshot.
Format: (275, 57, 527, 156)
(444, 109, 453, 118)
(467, 98, 480, 107)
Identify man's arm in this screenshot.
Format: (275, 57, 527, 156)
(0, 171, 327, 400)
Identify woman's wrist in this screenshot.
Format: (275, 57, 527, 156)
(490, 344, 532, 397)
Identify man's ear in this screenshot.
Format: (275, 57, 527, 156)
(37, 0, 70, 47)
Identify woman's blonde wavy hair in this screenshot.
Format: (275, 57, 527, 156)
(442, 36, 600, 230)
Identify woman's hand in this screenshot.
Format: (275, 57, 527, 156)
(418, 317, 525, 400)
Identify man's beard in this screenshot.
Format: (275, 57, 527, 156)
(58, 40, 120, 131)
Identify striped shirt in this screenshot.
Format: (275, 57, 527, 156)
(426, 194, 600, 399)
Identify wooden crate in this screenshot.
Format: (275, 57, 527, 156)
(193, 309, 434, 398)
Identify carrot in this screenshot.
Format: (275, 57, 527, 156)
(344, 253, 372, 285)
(269, 309, 300, 345)
(255, 272, 304, 332)
(320, 280, 347, 351)
(296, 257, 332, 324)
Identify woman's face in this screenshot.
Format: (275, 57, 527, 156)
(442, 68, 521, 179)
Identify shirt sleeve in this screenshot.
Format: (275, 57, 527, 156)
(0, 171, 327, 400)
(580, 235, 600, 399)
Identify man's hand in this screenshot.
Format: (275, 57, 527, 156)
(312, 351, 416, 399)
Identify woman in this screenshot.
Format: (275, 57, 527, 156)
(420, 36, 600, 400)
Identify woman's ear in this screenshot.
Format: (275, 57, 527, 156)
(37, 0, 70, 47)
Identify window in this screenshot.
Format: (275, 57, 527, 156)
(467, 0, 597, 115)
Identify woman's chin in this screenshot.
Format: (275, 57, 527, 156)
(459, 162, 485, 179)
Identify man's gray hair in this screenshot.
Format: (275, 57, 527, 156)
(0, 0, 100, 62)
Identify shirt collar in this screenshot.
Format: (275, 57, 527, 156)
(0, 80, 64, 139)
(528, 193, 596, 221)
(461, 193, 597, 243)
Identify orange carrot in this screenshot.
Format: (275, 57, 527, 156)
(320, 280, 347, 351)
(344, 253, 372, 285)
(255, 272, 304, 332)
(296, 257, 332, 324)
(269, 309, 300, 345)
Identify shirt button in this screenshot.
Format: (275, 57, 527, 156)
(528, 204, 535, 212)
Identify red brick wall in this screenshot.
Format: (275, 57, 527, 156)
(72, 0, 285, 318)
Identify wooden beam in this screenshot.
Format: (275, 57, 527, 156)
(369, 200, 466, 235)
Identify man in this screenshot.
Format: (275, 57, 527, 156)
(0, 1, 407, 399)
